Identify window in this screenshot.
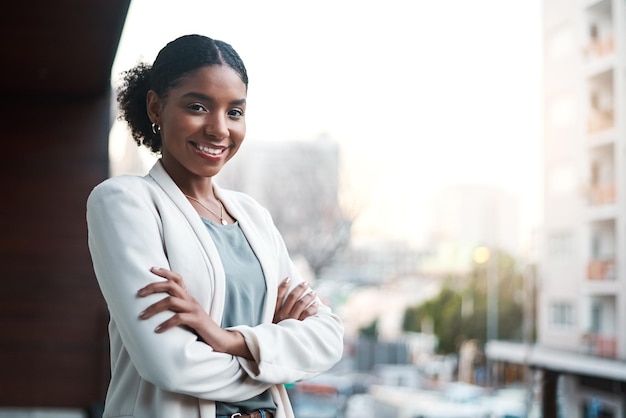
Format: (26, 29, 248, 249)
(550, 302, 575, 328)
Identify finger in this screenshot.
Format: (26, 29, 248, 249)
(154, 312, 194, 333)
(280, 282, 310, 313)
(150, 267, 188, 292)
(274, 277, 291, 315)
(287, 291, 317, 318)
(137, 281, 171, 296)
(139, 296, 187, 320)
(299, 301, 319, 321)
(137, 281, 187, 299)
(274, 290, 317, 323)
(139, 271, 188, 298)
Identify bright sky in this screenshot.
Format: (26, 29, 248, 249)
(112, 0, 543, 249)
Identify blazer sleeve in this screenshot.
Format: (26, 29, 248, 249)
(86, 178, 271, 402)
(231, 207, 344, 384)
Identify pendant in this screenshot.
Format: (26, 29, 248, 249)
(221, 219, 228, 226)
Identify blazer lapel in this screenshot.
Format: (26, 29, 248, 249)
(146, 160, 227, 320)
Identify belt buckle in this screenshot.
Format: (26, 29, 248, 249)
(230, 414, 243, 418)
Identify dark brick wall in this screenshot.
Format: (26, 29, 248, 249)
(0, 96, 111, 408)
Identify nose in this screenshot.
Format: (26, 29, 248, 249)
(204, 113, 229, 139)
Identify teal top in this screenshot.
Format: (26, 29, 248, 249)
(201, 218, 276, 415)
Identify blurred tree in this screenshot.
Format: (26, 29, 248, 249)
(402, 250, 525, 354)
(258, 140, 354, 276)
(358, 318, 379, 340)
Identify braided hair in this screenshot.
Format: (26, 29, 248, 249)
(116, 34, 248, 154)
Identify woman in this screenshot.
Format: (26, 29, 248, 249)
(87, 34, 344, 418)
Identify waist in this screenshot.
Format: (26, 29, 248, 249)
(217, 410, 275, 418)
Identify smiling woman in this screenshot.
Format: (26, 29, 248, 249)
(87, 34, 344, 418)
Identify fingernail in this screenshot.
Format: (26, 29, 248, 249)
(139, 310, 146, 318)
(155, 325, 162, 332)
(284, 277, 291, 283)
(137, 288, 145, 296)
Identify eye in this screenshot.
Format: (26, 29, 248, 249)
(187, 103, 208, 112)
(228, 108, 245, 119)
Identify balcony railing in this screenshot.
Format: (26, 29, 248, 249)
(587, 108, 614, 133)
(587, 183, 616, 205)
(586, 258, 616, 281)
(582, 34, 615, 61)
(581, 333, 617, 358)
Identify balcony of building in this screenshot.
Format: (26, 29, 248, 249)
(586, 149, 615, 205)
(581, 0, 614, 63)
(586, 183, 616, 205)
(588, 140, 614, 184)
(580, 295, 618, 359)
(587, 125, 617, 147)
(586, 258, 616, 281)
(588, 219, 616, 280)
(586, 70, 615, 134)
(581, 333, 618, 358)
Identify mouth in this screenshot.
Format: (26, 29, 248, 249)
(192, 142, 226, 157)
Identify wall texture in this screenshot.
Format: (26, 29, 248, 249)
(0, 97, 112, 408)
(0, 0, 130, 410)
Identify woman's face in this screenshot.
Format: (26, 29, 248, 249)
(148, 65, 247, 180)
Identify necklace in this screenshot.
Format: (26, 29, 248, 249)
(184, 194, 228, 225)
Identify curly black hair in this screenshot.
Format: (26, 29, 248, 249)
(116, 34, 248, 154)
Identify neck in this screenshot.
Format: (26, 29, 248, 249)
(159, 158, 215, 200)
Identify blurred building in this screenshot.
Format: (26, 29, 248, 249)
(319, 238, 426, 285)
(419, 184, 521, 275)
(488, 0, 626, 416)
(429, 184, 520, 253)
(217, 135, 340, 206)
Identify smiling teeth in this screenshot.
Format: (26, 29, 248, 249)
(197, 144, 223, 155)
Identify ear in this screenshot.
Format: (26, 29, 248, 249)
(146, 90, 162, 123)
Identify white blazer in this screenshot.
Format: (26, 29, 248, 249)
(86, 161, 344, 418)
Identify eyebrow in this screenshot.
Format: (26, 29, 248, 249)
(181, 92, 246, 106)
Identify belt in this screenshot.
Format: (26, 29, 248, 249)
(218, 410, 274, 418)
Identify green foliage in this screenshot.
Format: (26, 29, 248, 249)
(359, 318, 379, 339)
(403, 250, 526, 354)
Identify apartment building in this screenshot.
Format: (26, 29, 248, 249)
(487, 0, 626, 416)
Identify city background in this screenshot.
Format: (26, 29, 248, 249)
(2, 0, 626, 417)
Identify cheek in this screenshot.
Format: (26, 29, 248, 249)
(175, 116, 203, 133)
(228, 122, 246, 146)
(165, 112, 202, 134)
(226, 127, 246, 160)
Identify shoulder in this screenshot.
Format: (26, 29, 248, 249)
(89, 174, 157, 197)
(87, 174, 161, 210)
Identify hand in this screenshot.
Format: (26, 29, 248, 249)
(137, 267, 212, 335)
(137, 267, 252, 358)
(273, 278, 319, 323)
